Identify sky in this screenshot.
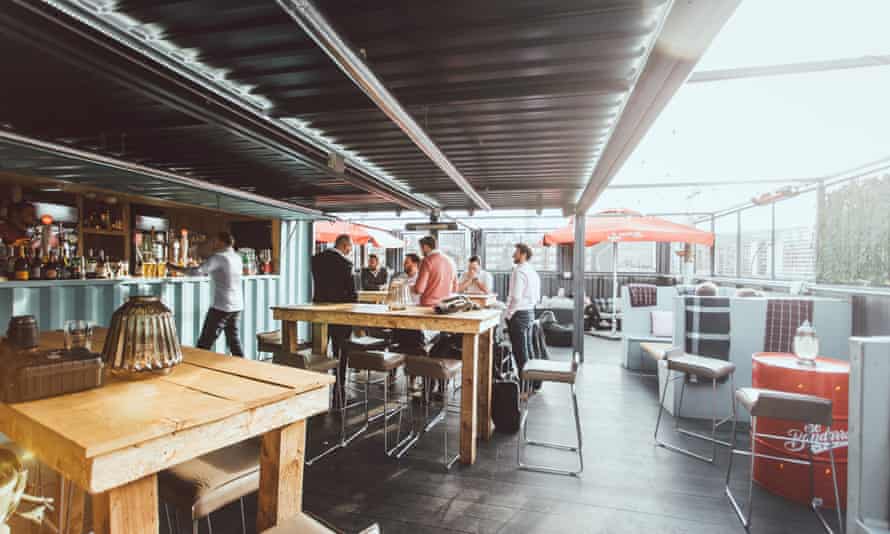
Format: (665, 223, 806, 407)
(599, 0, 890, 216)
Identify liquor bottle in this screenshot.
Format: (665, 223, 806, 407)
(6, 246, 17, 279)
(86, 249, 98, 278)
(43, 251, 59, 280)
(59, 251, 71, 280)
(96, 249, 107, 279)
(29, 248, 42, 280)
(0, 238, 7, 266)
(14, 246, 29, 281)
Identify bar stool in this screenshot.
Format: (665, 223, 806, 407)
(726, 388, 843, 533)
(159, 439, 258, 534)
(342, 349, 410, 456)
(256, 330, 310, 361)
(654, 348, 736, 464)
(516, 353, 583, 477)
(394, 355, 462, 470)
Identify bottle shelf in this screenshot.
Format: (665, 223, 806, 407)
(82, 228, 127, 237)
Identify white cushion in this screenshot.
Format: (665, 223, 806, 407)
(650, 310, 674, 338)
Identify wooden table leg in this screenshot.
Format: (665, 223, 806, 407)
(460, 333, 480, 465)
(476, 329, 494, 440)
(59, 477, 86, 534)
(92, 474, 159, 534)
(311, 322, 329, 355)
(257, 420, 306, 531)
(281, 320, 300, 352)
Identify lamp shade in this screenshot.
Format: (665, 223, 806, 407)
(102, 296, 183, 378)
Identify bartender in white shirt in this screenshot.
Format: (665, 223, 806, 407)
(168, 232, 244, 356)
(458, 255, 494, 295)
(505, 243, 541, 371)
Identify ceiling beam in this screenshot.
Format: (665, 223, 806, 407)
(688, 55, 890, 83)
(10, 0, 437, 213)
(277, 0, 491, 211)
(575, 0, 742, 215)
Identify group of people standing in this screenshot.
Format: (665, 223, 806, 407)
(187, 231, 543, 403)
(310, 234, 542, 401)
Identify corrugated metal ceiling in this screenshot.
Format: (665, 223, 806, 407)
(0, 0, 670, 213)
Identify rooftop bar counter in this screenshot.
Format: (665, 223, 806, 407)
(0, 275, 285, 358)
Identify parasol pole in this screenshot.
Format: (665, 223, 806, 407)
(611, 239, 619, 336)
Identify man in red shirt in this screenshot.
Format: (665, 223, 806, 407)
(412, 235, 458, 306)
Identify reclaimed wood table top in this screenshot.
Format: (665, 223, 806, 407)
(0, 329, 333, 494)
(273, 303, 501, 334)
(357, 290, 388, 303)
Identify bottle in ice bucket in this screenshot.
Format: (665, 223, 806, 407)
(793, 320, 819, 365)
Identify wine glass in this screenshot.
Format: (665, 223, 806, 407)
(109, 259, 121, 278)
(63, 320, 93, 352)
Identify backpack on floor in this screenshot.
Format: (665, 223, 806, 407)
(491, 341, 521, 433)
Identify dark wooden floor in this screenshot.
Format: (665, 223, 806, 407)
(180, 337, 838, 534)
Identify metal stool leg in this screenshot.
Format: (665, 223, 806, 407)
(655, 371, 733, 463)
(517, 382, 583, 476)
(393, 377, 458, 469)
(306, 370, 347, 466)
(810, 431, 845, 534)
(726, 411, 756, 531)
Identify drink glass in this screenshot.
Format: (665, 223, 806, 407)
(64, 320, 93, 351)
(156, 262, 167, 278)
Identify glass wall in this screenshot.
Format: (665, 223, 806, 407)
(739, 204, 773, 278)
(713, 213, 738, 277)
(774, 191, 817, 280)
(484, 231, 557, 272)
(585, 242, 657, 273)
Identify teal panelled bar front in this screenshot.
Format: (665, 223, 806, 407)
(0, 219, 314, 358)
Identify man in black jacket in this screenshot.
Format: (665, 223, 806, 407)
(311, 234, 357, 406)
(360, 254, 388, 290)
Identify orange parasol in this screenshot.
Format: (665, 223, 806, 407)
(542, 209, 714, 247)
(314, 221, 403, 248)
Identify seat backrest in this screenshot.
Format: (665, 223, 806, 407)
(683, 296, 731, 360)
(763, 298, 813, 353)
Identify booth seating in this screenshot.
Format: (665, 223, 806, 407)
(621, 285, 678, 372)
(846, 338, 890, 534)
(659, 295, 852, 420)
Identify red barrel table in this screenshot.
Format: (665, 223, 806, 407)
(751, 353, 849, 509)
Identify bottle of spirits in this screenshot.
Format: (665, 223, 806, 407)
(6, 245, 17, 279)
(86, 249, 98, 278)
(14, 246, 29, 281)
(96, 249, 107, 279)
(0, 238, 7, 266)
(43, 251, 59, 280)
(59, 251, 71, 280)
(29, 248, 42, 281)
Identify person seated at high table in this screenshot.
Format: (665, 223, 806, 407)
(360, 253, 389, 290)
(458, 255, 494, 295)
(311, 234, 358, 407)
(167, 232, 244, 356)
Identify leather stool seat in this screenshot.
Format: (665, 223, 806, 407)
(261, 512, 336, 533)
(273, 349, 338, 373)
(349, 350, 405, 372)
(736, 387, 832, 426)
(405, 356, 461, 380)
(257, 330, 282, 353)
(158, 439, 259, 520)
(666, 353, 736, 380)
(347, 336, 389, 351)
(521, 359, 577, 384)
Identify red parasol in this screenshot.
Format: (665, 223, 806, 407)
(314, 221, 403, 248)
(542, 209, 714, 247)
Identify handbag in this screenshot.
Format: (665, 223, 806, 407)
(491, 341, 521, 433)
(434, 295, 477, 314)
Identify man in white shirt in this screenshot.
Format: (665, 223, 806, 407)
(168, 232, 244, 356)
(505, 243, 541, 371)
(458, 255, 494, 295)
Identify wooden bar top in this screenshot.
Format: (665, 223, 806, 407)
(272, 303, 501, 334)
(0, 329, 333, 494)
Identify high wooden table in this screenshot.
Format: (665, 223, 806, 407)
(272, 303, 502, 464)
(0, 329, 333, 534)
(357, 290, 388, 304)
(461, 293, 498, 308)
